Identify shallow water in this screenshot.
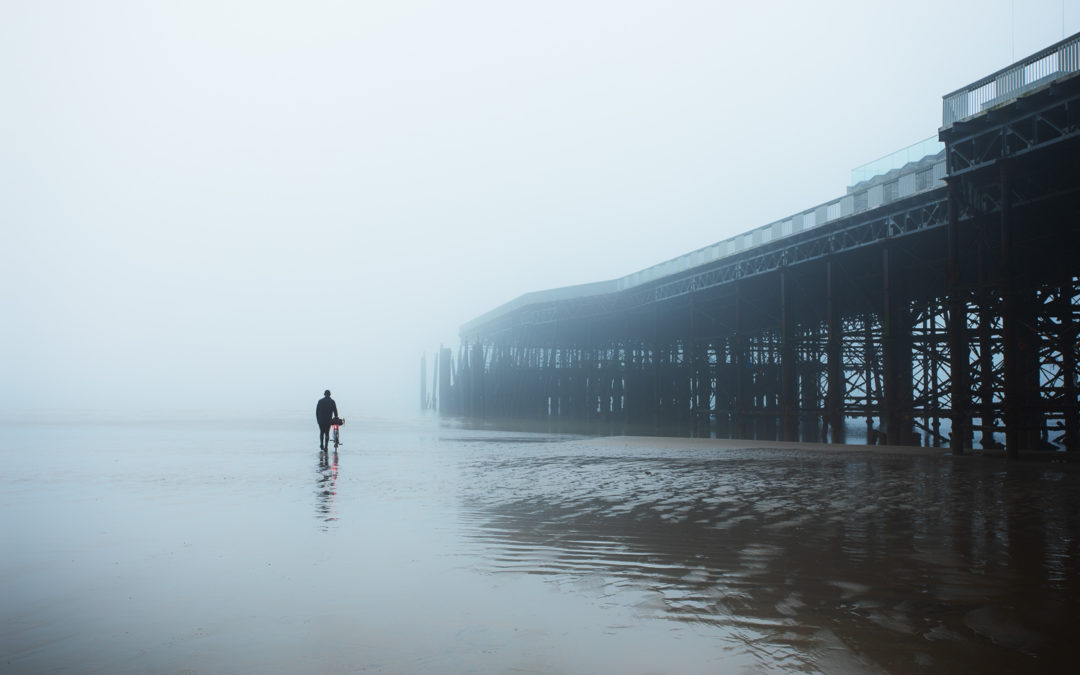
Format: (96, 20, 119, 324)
(1, 418, 1077, 673)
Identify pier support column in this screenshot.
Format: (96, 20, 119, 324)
(973, 215, 1000, 449)
(1002, 290, 1040, 455)
(946, 179, 970, 454)
(734, 283, 749, 440)
(882, 246, 915, 445)
(863, 316, 878, 444)
(975, 290, 999, 449)
(825, 261, 845, 443)
(651, 304, 661, 436)
(705, 343, 717, 439)
(466, 343, 483, 419)
(689, 285, 703, 438)
(999, 161, 1040, 456)
(420, 353, 428, 410)
(1061, 273, 1079, 452)
(780, 270, 799, 441)
(439, 346, 453, 416)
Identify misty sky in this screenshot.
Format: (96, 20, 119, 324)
(2, 1, 1077, 421)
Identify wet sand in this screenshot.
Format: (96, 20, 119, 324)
(2, 419, 1077, 673)
(581, 434, 953, 455)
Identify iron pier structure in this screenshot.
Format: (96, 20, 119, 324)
(433, 35, 1080, 456)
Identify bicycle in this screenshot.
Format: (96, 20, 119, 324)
(331, 417, 345, 449)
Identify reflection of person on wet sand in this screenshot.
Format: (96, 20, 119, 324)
(316, 449, 339, 529)
(316, 389, 338, 450)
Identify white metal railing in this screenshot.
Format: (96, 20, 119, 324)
(942, 31, 1080, 128)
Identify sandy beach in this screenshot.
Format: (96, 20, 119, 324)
(2, 417, 1077, 673)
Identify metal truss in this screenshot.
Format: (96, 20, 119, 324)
(1035, 277, 1080, 449)
(910, 298, 951, 446)
(835, 314, 884, 441)
(794, 324, 829, 442)
(651, 194, 946, 304)
(946, 77, 1080, 176)
(967, 297, 1006, 448)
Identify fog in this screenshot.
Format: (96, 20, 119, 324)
(2, 1, 1076, 421)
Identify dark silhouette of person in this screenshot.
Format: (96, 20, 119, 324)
(316, 389, 338, 450)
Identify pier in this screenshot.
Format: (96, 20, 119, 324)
(432, 34, 1080, 457)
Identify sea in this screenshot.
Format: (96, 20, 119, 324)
(1, 415, 1077, 673)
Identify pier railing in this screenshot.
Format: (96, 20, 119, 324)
(850, 136, 943, 187)
(942, 31, 1080, 128)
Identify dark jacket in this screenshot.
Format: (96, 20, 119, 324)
(316, 396, 338, 426)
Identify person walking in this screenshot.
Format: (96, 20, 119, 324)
(316, 390, 338, 450)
